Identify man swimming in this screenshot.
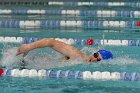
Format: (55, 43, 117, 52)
(16, 38, 113, 62)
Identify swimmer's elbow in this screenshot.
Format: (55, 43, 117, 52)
(43, 38, 54, 47)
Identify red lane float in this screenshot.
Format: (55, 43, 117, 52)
(0, 68, 3, 76)
(136, 22, 140, 26)
(86, 38, 94, 45)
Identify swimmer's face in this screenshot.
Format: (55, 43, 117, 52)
(89, 52, 102, 62)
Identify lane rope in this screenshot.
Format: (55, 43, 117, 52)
(0, 68, 139, 81)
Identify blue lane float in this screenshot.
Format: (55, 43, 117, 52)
(0, 9, 140, 18)
(40, 20, 60, 28)
(128, 40, 140, 46)
(12, 9, 27, 14)
(47, 70, 82, 79)
(0, 2, 140, 8)
(0, 20, 140, 28)
(45, 10, 61, 15)
(0, 20, 19, 28)
(22, 37, 39, 44)
(0, 36, 140, 46)
(0, 68, 140, 81)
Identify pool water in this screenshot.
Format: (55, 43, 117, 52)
(0, 0, 140, 93)
(0, 31, 140, 93)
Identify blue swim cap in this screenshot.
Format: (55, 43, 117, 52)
(98, 50, 113, 60)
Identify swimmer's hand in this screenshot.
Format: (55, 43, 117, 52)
(16, 44, 30, 56)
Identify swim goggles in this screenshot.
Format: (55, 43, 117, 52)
(93, 52, 101, 62)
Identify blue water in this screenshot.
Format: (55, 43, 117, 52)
(0, 32, 140, 93)
(0, 1, 140, 93)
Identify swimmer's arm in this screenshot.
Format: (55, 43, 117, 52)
(28, 38, 76, 56)
(27, 38, 68, 51)
(18, 38, 73, 55)
(27, 38, 54, 49)
(17, 38, 86, 59)
(17, 38, 54, 55)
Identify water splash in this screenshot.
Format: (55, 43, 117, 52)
(0, 46, 23, 68)
(23, 50, 83, 69)
(0, 45, 83, 69)
(0, 45, 138, 70)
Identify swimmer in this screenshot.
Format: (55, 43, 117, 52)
(16, 38, 113, 62)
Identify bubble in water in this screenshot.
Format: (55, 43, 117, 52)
(0, 45, 84, 69)
(5, 46, 102, 69)
(23, 50, 83, 69)
(0, 45, 106, 69)
(0, 47, 23, 68)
